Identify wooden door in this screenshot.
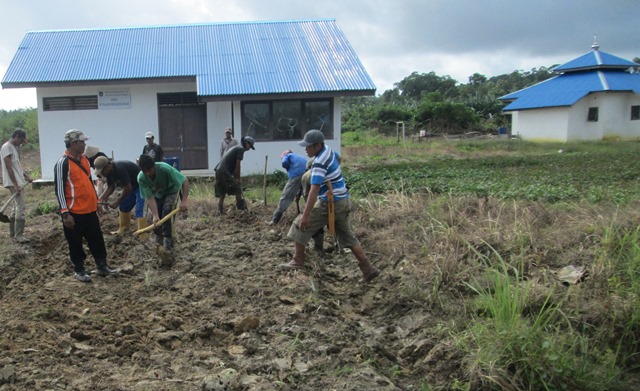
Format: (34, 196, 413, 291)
(157, 93, 208, 170)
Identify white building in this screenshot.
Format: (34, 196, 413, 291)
(1, 19, 375, 180)
(499, 43, 640, 141)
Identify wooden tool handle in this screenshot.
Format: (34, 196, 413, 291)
(132, 207, 180, 236)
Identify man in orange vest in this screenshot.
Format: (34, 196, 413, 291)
(54, 129, 119, 283)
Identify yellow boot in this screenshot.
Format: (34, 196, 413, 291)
(111, 211, 132, 235)
(136, 217, 148, 239)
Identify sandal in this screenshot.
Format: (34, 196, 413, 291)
(278, 260, 304, 270)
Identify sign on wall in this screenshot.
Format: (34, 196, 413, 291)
(98, 89, 131, 110)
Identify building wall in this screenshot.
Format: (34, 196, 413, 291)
(512, 107, 569, 141)
(36, 83, 341, 180)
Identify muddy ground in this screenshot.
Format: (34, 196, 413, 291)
(0, 151, 456, 390)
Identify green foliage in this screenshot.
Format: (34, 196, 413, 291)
(461, 249, 622, 390)
(32, 200, 59, 216)
(0, 108, 38, 144)
(344, 140, 640, 204)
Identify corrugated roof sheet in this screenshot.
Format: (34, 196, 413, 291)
(553, 49, 638, 72)
(1, 19, 376, 97)
(500, 49, 640, 111)
(500, 70, 640, 111)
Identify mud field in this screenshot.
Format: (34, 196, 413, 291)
(0, 171, 458, 390)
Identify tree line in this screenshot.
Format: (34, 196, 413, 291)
(342, 66, 558, 136)
(0, 108, 38, 145)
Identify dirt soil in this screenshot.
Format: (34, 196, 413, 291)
(0, 150, 455, 390)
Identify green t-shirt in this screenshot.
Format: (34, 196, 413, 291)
(137, 162, 186, 199)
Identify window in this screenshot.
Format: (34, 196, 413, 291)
(631, 105, 640, 120)
(43, 96, 98, 111)
(242, 98, 333, 141)
(587, 107, 599, 122)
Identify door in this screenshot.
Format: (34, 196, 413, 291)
(157, 92, 208, 170)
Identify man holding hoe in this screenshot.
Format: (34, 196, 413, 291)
(137, 154, 189, 250)
(280, 129, 380, 283)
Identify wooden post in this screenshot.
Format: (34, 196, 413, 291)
(263, 155, 268, 205)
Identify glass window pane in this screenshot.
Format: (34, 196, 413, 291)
(304, 101, 333, 139)
(273, 101, 302, 140)
(243, 102, 271, 141)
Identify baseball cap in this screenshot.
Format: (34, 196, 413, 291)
(64, 129, 89, 143)
(145, 132, 154, 139)
(84, 145, 100, 159)
(298, 129, 324, 147)
(93, 156, 110, 177)
(243, 136, 256, 150)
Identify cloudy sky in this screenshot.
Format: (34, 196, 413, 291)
(0, 0, 637, 110)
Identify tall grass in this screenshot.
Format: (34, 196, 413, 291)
(460, 246, 622, 390)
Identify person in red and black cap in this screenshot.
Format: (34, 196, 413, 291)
(1, 128, 33, 242)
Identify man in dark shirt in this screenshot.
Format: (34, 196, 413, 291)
(142, 132, 164, 162)
(214, 136, 255, 214)
(94, 156, 145, 235)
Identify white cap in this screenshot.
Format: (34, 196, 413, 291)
(145, 132, 154, 139)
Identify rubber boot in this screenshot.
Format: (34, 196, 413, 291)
(163, 237, 174, 250)
(9, 217, 15, 238)
(14, 219, 30, 243)
(236, 198, 247, 210)
(111, 211, 131, 235)
(136, 217, 148, 239)
(95, 258, 119, 277)
(268, 211, 283, 225)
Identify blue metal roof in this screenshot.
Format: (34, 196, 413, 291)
(553, 49, 638, 72)
(1, 19, 376, 97)
(500, 48, 640, 111)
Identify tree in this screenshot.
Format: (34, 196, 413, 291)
(395, 71, 458, 101)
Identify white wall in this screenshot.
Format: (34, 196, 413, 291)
(36, 84, 342, 180)
(513, 107, 569, 141)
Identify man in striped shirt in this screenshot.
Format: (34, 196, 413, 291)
(280, 130, 380, 283)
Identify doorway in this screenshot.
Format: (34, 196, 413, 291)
(158, 92, 208, 170)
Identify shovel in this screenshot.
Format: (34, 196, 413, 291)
(0, 192, 18, 223)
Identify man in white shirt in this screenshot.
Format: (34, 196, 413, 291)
(1, 129, 33, 242)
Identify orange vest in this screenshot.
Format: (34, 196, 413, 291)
(55, 151, 98, 214)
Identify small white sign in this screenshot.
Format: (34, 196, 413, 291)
(98, 90, 131, 110)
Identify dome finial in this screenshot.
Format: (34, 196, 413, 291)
(591, 33, 599, 50)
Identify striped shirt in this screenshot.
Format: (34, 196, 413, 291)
(309, 145, 348, 201)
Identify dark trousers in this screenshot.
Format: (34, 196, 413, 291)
(63, 212, 107, 273)
(154, 192, 179, 239)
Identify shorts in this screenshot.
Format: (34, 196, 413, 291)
(215, 170, 241, 197)
(287, 197, 360, 248)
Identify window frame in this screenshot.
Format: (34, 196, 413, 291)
(241, 98, 333, 142)
(587, 107, 599, 122)
(631, 105, 640, 121)
(43, 95, 98, 111)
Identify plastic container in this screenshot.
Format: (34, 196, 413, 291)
(163, 156, 180, 171)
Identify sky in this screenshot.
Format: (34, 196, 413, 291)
(0, 0, 637, 110)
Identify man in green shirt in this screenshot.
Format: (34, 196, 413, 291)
(137, 154, 189, 250)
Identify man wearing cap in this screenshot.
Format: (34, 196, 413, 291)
(220, 127, 239, 160)
(142, 132, 164, 162)
(280, 129, 380, 283)
(137, 154, 189, 250)
(267, 150, 308, 225)
(1, 129, 33, 242)
(94, 156, 144, 235)
(214, 136, 255, 214)
(54, 129, 119, 283)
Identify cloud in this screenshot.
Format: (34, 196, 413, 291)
(0, 0, 637, 109)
